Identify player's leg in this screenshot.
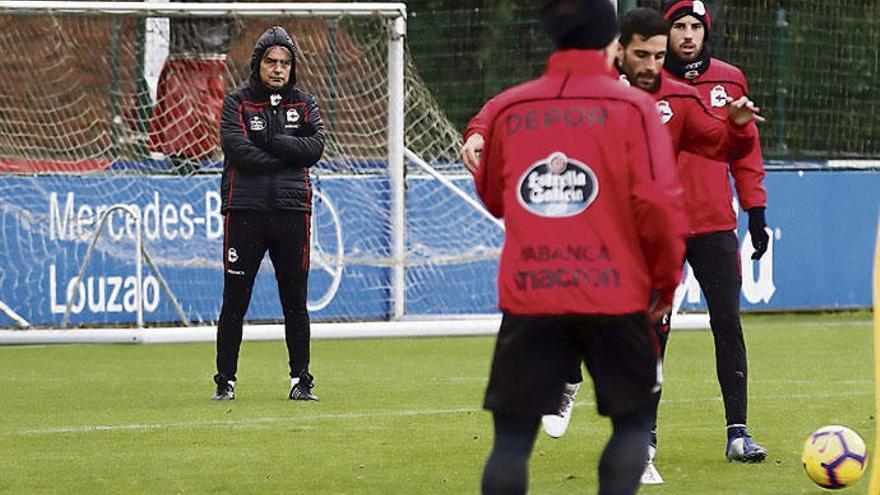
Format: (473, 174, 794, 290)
(687, 232, 747, 424)
(482, 413, 540, 495)
(577, 312, 658, 495)
(687, 231, 766, 461)
(267, 210, 316, 400)
(541, 357, 583, 438)
(641, 311, 670, 484)
(482, 313, 573, 494)
(602, 403, 655, 495)
(214, 211, 268, 399)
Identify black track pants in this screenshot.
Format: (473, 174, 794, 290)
(686, 230, 748, 425)
(215, 210, 311, 383)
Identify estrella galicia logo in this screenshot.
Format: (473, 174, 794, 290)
(248, 115, 266, 131)
(517, 152, 599, 218)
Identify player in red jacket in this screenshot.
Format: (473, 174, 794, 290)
(461, 41, 761, 175)
(617, 9, 763, 163)
(533, 7, 766, 483)
(461, 10, 764, 480)
(616, 7, 769, 482)
(661, 0, 769, 463)
(475, 1, 686, 493)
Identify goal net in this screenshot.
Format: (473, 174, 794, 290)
(0, 1, 502, 329)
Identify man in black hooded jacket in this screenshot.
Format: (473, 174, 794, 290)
(212, 25, 325, 402)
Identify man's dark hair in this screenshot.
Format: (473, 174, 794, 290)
(540, 0, 618, 50)
(620, 7, 670, 47)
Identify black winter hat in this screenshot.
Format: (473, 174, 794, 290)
(540, 0, 619, 50)
(250, 25, 298, 87)
(662, 0, 711, 32)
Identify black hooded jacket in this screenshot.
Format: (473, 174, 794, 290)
(219, 26, 325, 213)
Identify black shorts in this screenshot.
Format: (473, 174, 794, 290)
(483, 312, 660, 418)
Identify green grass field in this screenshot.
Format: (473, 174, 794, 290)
(0, 312, 873, 494)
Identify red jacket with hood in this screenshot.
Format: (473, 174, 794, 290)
(472, 50, 686, 315)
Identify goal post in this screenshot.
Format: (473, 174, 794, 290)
(0, 0, 508, 337)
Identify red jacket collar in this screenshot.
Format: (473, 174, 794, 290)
(545, 49, 615, 77)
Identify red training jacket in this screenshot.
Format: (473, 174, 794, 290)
(650, 73, 756, 161)
(472, 50, 686, 315)
(664, 59, 767, 236)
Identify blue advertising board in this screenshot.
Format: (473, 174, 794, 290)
(678, 170, 879, 311)
(0, 169, 876, 327)
(0, 175, 393, 327)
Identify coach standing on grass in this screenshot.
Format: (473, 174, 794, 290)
(212, 26, 325, 402)
(660, 0, 770, 462)
(473, 1, 686, 493)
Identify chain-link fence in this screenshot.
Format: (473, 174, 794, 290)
(408, 1, 880, 161)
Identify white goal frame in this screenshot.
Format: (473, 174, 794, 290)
(0, 1, 707, 344)
(0, 1, 417, 340)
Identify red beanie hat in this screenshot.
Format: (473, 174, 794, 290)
(662, 0, 711, 31)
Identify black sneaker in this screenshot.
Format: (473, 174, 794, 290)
(289, 371, 318, 401)
(212, 380, 235, 401)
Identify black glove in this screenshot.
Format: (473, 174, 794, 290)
(748, 207, 769, 260)
(249, 112, 278, 150)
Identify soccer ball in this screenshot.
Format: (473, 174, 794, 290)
(802, 425, 868, 489)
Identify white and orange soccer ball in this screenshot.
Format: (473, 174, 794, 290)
(802, 425, 868, 489)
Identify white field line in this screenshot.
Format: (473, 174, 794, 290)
(8, 389, 871, 437)
(766, 320, 871, 327)
(11, 407, 477, 436)
(750, 379, 873, 385)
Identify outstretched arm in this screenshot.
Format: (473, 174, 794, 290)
(679, 95, 761, 162)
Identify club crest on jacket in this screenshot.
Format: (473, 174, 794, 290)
(248, 115, 267, 131)
(517, 152, 598, 218)
(656, 100, 674, 124)
(287, 108, 300, 123)
(710, 85, 729, 107)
